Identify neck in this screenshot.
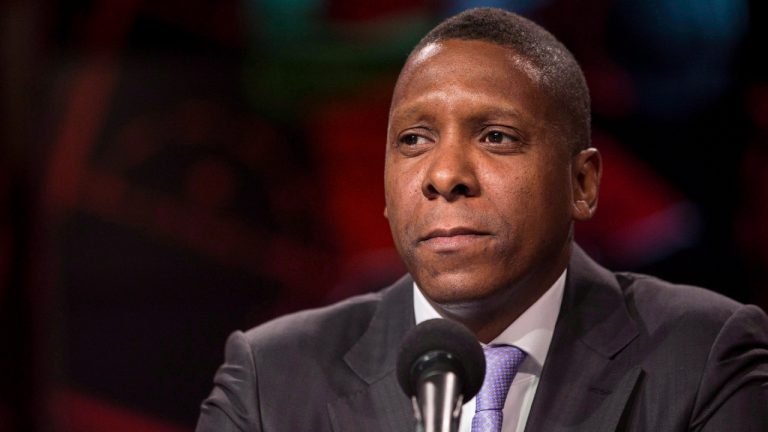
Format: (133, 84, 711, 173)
(428, 245, 570, 343)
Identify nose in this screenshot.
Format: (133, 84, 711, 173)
(421, 138, 480, 201)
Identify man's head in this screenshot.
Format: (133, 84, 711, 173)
(383, 8, 601, 339)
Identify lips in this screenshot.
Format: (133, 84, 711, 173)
(420, 227, 489, 241)
(418, 227, 491, 252)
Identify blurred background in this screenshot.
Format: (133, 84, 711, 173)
(1, 0, 767, 430)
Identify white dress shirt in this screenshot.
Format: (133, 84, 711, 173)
(413, 270, 566, 432)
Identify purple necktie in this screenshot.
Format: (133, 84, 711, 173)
(471, 345, 526, 432)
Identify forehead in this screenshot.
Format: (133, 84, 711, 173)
(406, 40, 542, 83)
(390, 40, 551, 121)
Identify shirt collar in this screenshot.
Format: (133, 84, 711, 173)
(413, 269, 566, 372)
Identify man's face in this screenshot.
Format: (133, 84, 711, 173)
(385, 39, 580, 311)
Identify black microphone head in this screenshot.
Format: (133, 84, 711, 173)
(396, 318, 485, 400)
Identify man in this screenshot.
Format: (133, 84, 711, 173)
(197, 8, 768, 432)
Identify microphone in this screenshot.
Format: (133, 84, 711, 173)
(397, 319, 485, 432)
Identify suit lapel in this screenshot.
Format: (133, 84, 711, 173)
(524, 246, 641, 432)
(327, 275, 416, 432)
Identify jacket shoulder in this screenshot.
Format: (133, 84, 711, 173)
(615, 271, 748, 334)
(241, 289, 385, 357)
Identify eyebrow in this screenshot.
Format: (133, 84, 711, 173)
(390, 104, 433, 121)
(391, 105, 525, 123)
(467, 107, 525, 123)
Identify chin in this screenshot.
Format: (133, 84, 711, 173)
(416, 270, 502, 307)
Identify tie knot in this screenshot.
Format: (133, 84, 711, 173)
(475, 345, 526, 411)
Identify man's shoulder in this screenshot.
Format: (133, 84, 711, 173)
(614, 271, 755, 332)
(570, 246, 757, 332)
(237, 275, 412, 358)
(245, 290, 381, 344)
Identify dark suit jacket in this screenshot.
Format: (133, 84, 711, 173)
(196, 246, 768, 431)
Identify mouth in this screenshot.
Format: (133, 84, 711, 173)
(418, 227, 491, 251)
(420, 227, 489, 241)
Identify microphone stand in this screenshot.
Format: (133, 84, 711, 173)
(412, 370, 464, 432)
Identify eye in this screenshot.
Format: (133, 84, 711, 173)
(399, 134, 429, 146)
(395, 132, 433, 156)
(482, 130, 519, 144)
(478, 128, 526, 153)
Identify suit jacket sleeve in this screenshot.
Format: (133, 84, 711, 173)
(196, 331, 261, 432)
(692, 304, 768, 431)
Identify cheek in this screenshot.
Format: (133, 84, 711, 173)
(524, 164, 575, 239)
(484, 163, 568, 233)
(386, 162, 421, 202)
(385, 170, 421, 232)
(482, 168, 531, 218)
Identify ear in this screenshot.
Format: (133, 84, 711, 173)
(383, 206, 389, 220)
(571, 147, 601, 221)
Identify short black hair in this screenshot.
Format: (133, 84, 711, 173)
(409, 8, 591, 152)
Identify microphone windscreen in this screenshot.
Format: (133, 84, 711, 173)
(396, 318, 485, 400)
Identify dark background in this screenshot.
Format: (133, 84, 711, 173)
(2, 0, 767, 430)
